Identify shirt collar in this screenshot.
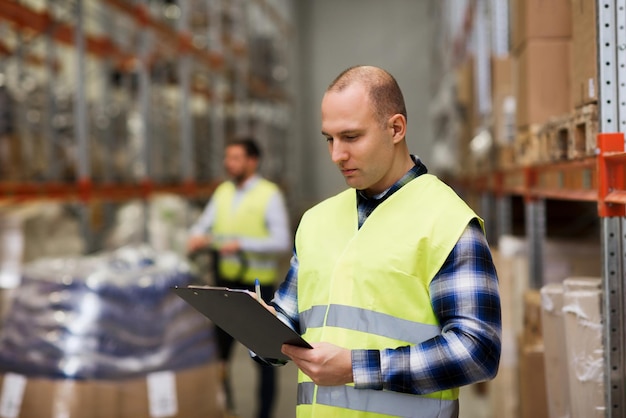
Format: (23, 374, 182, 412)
(233, 174, 260, 191)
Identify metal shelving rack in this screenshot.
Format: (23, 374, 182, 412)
(598, 0, 625, 414)
(456, 1, 626, 416)
(0, 0, 295, 251)
(0, 0, 295, 202)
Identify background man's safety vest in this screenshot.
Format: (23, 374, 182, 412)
(211, 179, 279, 285)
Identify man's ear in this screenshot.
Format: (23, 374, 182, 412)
(389, 114, 407, 144)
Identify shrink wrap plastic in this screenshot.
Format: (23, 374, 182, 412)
(0, 245, 215, 379)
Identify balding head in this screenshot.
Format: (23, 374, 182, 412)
(327, 66, 407, 127)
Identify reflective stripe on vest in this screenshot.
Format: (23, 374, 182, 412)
(300, 304, 440, 343)
(295, 174, 481, 417)
(297, 383, 459, 418)
(212, 179, 279, 284)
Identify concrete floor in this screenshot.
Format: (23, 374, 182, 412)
(228, 342, 493, 418)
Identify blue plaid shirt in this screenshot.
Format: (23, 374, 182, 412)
(271, 157, 501, 394)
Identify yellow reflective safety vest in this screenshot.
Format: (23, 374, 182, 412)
(295, 174, 482, 418)
(211, 178, 280, 285)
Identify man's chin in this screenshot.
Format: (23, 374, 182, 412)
(344, 178, 363, 190)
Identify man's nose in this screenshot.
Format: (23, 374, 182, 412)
(330, 141, 348, 163)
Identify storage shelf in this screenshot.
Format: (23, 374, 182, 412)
(0, 1, 134, 67)
(462, 133, 626, 215)
(0, 0, 294, 203)
(0, 180, 219, 203)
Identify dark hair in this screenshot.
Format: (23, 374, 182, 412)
(227, 137, 261, 159)
(327, 65, 407, 126)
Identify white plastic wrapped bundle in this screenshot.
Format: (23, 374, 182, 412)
(0, 245, 216, 379)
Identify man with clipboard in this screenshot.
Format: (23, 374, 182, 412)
(261, 66, 501, 418)
(181, 67, 501, 418)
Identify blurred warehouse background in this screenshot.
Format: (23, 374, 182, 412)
(0, 1, 623, 418)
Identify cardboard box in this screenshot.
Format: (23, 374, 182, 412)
(487, 249, 520, 418)
(492, 55, 514, 95)
(455, 57, 475, 108)
(491, 56, 516, 145)
(563, 277, 605, 418)
(455, 57, 478, 170)
(510, 0, 572, 53)
(540, 283, 570, 418)
(0, 362, 225, 418)
(519, 289, 548, 418)
(488, 363, 519, 418)
(519, 342, 549, 418)
(522, 290, 542, 346)
(488, 240, 602, 418)
(571, 0, 598, 107)
(514, 40, 571, 128)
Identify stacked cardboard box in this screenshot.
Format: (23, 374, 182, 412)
(491, 56, 516, 168)
(491, 56, 514, 145)
(488, 248, 521, 418)
(539, 278, 605, 418)
(0, 362, 225, 418)
(488, 235, 602, 418)
(518, 290, 548, 418)
(563, 278, 605, 418)
(570, 0, 598, 107)
(511, 0, 572, 133)
(540, 283, 570, 418)
(455, 57, 477, 172)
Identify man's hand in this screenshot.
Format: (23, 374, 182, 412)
(219, 240, 241, 255)
(281, 342, 354, 386)
(246, 291, 277, 316)
(187, 235, 210, 252)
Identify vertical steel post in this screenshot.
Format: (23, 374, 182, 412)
(496, 195, 512, 238)
(73, 0, 93, 253)
(44, 1, 58, 181)
(137, 1, 152, 243)
(208, 0, 226, 179)
(138, 9, 151, 183)
(525, 198, 545, 289)
(231, 0, 249, 136)
(178, 0, 194, 185)
(74, 0, 89, 184)
(603, 217, 626, 417)
(598, 0, 625, 416)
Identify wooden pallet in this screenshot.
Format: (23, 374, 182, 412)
(497, 142, 516, 170)
(514, 125, 541, 166)
(544, 114, 572, 162)
(569, 104, 598, 159)
(537, 121, 554, 163)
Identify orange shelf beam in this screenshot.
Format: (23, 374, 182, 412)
(462, 133, 626, 218)
(0, 181, 219, 204)
(0, 1, 133, 67)
(104, 0, 223, 70)
(597, 132, 626, 217)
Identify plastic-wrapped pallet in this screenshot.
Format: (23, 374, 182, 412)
(540, 283, 570, 418)
(0, 244, 224, 418)
(562, 277, 605, 418)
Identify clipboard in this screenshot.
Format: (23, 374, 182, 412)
(172, 285, 311, 361)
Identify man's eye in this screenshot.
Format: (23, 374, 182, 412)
(324, 136, 333, 142)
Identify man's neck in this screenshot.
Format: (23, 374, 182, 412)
(234, 173, 257, 189)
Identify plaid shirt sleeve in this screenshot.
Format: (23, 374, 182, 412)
(250, 252, 300, 367)
(271, 251, 301, 333)
(352, 220, 502, 394)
